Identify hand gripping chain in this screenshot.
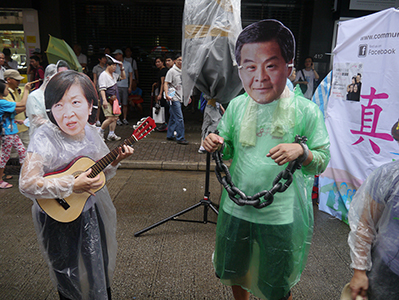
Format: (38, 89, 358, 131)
(213, 135, 308, 209)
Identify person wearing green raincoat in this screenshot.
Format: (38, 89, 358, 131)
(203, 20, 330, 300)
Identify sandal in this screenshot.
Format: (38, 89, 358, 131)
(0, 181, 13, 189)
(2, 175, 13, 180)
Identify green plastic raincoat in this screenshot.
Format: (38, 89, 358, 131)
(214, 88, 330, 299)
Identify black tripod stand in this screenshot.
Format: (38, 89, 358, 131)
(134, 152, 219, 237)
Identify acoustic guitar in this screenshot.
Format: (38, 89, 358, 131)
(36, 117, 156, 223)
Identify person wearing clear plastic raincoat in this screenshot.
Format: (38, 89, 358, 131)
(19, 70, 133, 300)
(25, 64, 57, 138)
(347, 121, 399, 300)
(203, 20, 330, 300)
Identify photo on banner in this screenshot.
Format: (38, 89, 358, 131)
(331, 62, 363, 101)
(319, 8, 399, 223)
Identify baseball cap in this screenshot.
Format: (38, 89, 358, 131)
(112, 49, 123, 55)
(340, 283, 367, 300)
(4, 69, 24, 81)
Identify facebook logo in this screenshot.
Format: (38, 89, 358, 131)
(358, 45, 367, 57)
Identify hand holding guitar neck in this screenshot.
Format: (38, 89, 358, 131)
(111, 145, 134, 167)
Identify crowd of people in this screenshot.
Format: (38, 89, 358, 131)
(0, 16, 397, 300)
(0, 44, 197, 188)
(0, 42, 323, 151)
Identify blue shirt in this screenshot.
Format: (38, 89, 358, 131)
(0, 99, 18, 135)
(130, 87, 142, 96)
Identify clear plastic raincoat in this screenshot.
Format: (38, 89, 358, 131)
(19, 122, 118, 300)
(348, 160, 399, 298)
(214, 88, 330, 299)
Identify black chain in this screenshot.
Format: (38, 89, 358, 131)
(212, 135, 308, 209)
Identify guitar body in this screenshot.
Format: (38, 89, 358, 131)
(36, 156, 106, 223)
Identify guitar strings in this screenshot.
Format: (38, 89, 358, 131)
(87, 120, 154, 178)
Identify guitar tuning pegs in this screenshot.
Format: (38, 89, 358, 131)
(133, 125, 138, 130)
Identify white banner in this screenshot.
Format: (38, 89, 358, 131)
(319, 8, 399, 223)
(350, 0, 399, 11)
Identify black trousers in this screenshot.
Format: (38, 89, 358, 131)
(39, 205, 111, 300)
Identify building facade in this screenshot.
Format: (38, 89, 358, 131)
(1, 0, 393, 102)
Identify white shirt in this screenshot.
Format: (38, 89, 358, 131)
(124, 57, 137, 71)
(6, 59, 18, 70)
(76, 53, 87, 65)
(295, 69, 316, 99)
(98, 71, 119, 91)
(0, 66, 5, 80)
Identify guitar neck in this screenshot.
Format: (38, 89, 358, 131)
(88, 135, 137, 178)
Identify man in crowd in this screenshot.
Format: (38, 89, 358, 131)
(164, 54, 188, 145)
(0, 52, 6, 80)
(92, 53, 107, 88)
(165, 54, 174, 70)
(124, 47, 139, 85)
(92, 53, 107, 126)
(32, 48, 47, 67)
(73, 44, 87, 70)
(113, 49, 133, 125)
(2, 48, 18, 70)
(294, 56, 319, 99)
(203, 20, 330, 300)
(29, 55, 44, 90)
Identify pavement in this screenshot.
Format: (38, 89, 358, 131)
(105, 109, 212, 172)
(0, 109, 353, 299)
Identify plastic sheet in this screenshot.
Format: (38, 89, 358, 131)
(26, 89, 49, 138)
(348, 161, 399, 297)
(214, 90, 330, 299)
(26, 63, 57, 138)
(19, 122, 118, 300)
(182, 0, 242, 105)
(201, 102, 222, 140)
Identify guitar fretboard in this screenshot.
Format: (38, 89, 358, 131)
(88, 135, 137, 178)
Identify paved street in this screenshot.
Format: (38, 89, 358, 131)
(0, 112, 352, 299)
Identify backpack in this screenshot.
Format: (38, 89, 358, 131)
(199, 93, 207, 113)
(0, 112, 13, 136)
(298, 70, 308, 94)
